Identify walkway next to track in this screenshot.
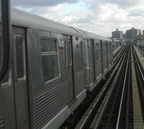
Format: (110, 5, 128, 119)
(134, 46, 144, 68)
(131, 50, 144, 129)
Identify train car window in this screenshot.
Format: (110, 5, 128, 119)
(41, 38, 57, 52)
(15, 35, 26, 81)
(41, 38, 60, 82)
(96, 43, 100, 60)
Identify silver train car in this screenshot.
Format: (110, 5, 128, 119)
(0, 8, 113, 129)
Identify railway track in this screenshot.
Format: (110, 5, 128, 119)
(61, 45, 144, 129)
(73, 47, 127, 129)
(90, 46, 129, 129)
(132, 47, 144, 128)
(96, 46, 144, 129)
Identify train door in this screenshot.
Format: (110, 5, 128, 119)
(12, 27, 30, 129)
(89, 39, 95, 83)
(107, 42, 111, 67)
(100, 41, 104, 72)
(110, 42, 113, 63)
(65, 35, 74, 101)
(106, 42, 108, 67)
(73, 37, 86, 96)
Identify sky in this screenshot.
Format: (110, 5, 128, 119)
(11, 0, 144, 37)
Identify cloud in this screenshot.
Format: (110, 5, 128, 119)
(11, 0, 144, 37)
(128, 7, 144, 17)
(12, 0, 79, 7)
(83, 0, 143, 9)
(102, 0, 142, 8)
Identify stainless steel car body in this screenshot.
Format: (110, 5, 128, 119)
(0, 8, 113, 129)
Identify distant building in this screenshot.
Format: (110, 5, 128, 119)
(112, 28, 123, 40)
(126, 28, 141, 39)
(123, 33, 126, 39)
(126, 28, 135, 39)
(135, 29, 141, 35)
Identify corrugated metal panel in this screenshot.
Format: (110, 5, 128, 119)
(0, 116, 4, 129)
(33, 81, 69, 129)
(75, 70, 85, 96)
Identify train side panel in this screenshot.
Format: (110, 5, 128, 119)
(0, 8, 114, 129)
(27, 29, 86, 129)
(87, 39, 112, 91)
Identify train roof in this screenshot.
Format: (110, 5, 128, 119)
(11, 8, 111, 41)
(78, 29, 111, 41)
(11, 8, 81, 36)
(69, 27, 111, 41)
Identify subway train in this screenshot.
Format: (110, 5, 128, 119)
(0, 8, 113, 129)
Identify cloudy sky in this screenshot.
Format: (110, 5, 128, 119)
(11, 0, 144, 37)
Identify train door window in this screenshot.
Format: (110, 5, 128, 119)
(41, 38, 60, 83)
(110, 42, 112, 54)
(103, 42, 106, 57)
(96, 43, 100, 60)
(107, 42, 110, 54)
(64, 36, 72, 66)
(81, 41, 84, 65)
(68, 37, 72, 65)
(64, 36, 68, 66)
(76, 40, 84, 71)
(15, 35, 26, 81)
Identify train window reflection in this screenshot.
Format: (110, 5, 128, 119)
(41, 38, 60, 83)
(15, 36, 25, 81)
(41, 38, 57, 52)
(42, 55, 59, 82)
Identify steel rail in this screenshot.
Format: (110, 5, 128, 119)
(89, 48, 127, 129)
(75, 47, 126, 129)
(116, 46, 130, 129)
